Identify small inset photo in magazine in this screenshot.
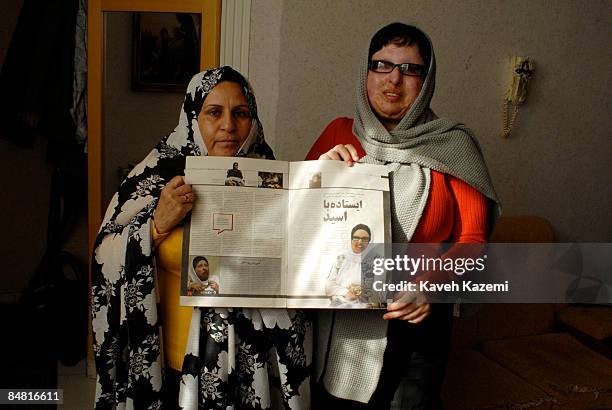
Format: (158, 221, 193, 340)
(325, 223, 383, 308)
(257, 171, 283, 189)
(225, 162, 245, 186)
(187, 255, 220, 296)
(308, 172, 322, 188)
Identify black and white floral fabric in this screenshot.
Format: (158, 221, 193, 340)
(180, 309, 311, 410)
(92, 67, 311, 410)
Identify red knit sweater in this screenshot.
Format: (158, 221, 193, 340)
(306, 117, 489, 244)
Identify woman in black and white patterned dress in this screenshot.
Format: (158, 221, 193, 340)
(91, 67, 311, 410)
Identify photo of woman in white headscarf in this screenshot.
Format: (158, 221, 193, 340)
(187, 256, 219, 295)
(326, 223, 372, 307)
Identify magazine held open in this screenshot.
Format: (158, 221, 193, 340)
(181, 157, 391, 308)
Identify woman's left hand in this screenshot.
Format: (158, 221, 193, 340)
(319, 144, 360, 166)
(208, 281, 219, 293)
(383, 291, 431, 323)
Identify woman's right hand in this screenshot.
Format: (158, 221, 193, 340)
(318, 144, 360, 166)
(188, 282, 205, 293)
(153, 176, 194, 234)
(344, 290, 359, 301)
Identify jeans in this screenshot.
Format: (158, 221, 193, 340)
(314, 304, 453, 410)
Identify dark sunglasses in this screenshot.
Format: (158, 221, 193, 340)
(369, 59, 427, 77)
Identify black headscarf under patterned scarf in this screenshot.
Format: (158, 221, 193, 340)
(91, 67, 275, 409)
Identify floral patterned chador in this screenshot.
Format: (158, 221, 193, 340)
(92, 67, 311, 409)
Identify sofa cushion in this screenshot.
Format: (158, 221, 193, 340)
(442, 350, 553, 409)
(556, 305, 612, 341)
(477, 304, 558, 342)
(481, 333, 612, 408)
(451, 304, 560, 350)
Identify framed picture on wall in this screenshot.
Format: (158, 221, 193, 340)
(132, 12, 201, 92)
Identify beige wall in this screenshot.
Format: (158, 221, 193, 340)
(248, 1, 284, 149)
(249, 0, 612, 242)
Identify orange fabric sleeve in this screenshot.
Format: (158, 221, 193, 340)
(411, 172, 454, 243)
(411, 173, 489, 243)
(305, 117, 366, 160)
(448, 176, 489, 243)
(414, 176, 490, 284)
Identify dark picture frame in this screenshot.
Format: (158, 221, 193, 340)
(132, 12, 201, 92)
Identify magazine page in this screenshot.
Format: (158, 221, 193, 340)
(286, 161, 392, 309)
(181, 156, 289, 308)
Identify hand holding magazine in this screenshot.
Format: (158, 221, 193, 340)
(181, 157, 392, 308)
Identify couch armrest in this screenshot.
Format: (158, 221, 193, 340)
(556, 305, 612, 359)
